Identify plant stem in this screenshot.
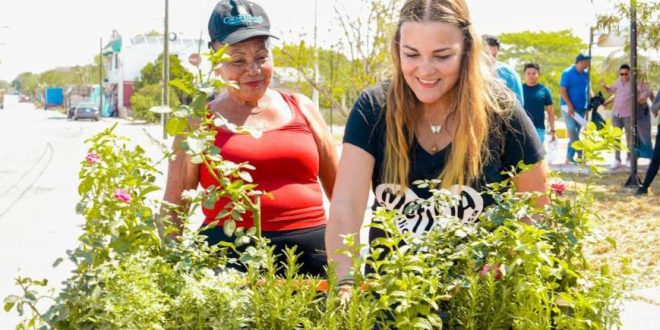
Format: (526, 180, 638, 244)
(254, 196, 262, 238)
(18, 282, 56, 329)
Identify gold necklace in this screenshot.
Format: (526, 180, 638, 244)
(424, 113, 448, 153)
(424, 112, 447, 134)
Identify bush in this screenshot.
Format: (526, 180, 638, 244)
(130, 84, 180, 123)
(4, 48, 627, 329)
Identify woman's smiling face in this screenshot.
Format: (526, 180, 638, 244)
(214, 37, 273, 103)
(399, 21, 464, 109)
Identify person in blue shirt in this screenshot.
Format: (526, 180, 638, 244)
(483, 35, 524, 107)
(560, 53, 592, 164)
(522, 63, 555, 144)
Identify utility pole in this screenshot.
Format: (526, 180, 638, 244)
(624, 0, 640, 188)
(312, 0, 319, 109)
(587, 26, 594, 122)
(162, 0, 170, 139)
(99, 37, 103, 114)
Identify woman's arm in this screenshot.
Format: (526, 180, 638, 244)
(162, 129, 201, 236)
(651, 89, 660, 115)
(326, 144, 375, 278)
(512, 160, 549, 209)
(293, 93, 340, 199)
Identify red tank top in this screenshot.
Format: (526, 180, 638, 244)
(199, 92, 326, 231)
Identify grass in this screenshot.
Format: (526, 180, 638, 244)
(561, 170, 660, 291)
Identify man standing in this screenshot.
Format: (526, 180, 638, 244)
(560, 53, 592, 164)
(483, 35, 524, 107)
(601, 64, 636, 168)
(522, 63, 555, 144)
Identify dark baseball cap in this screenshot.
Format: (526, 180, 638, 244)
(482, 34, 500, 48)
(575, 53, 591, 63)
(208, 0, 278, 46)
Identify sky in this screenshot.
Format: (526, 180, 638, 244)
(0, 0, 619, 82)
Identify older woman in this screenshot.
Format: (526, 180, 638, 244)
(163, 0, 338, 276)
(326, 0, 548, 282)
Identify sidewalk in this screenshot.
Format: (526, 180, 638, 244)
(142, 124, 174, 150)
(621, 287, 660, 329)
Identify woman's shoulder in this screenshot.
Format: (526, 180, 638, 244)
(351, 82, 391, 119)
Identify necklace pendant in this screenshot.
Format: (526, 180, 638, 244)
(430, 125, 443, 134)
(430, 143, 438, 153)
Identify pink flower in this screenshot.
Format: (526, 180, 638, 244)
(480, 263, 491, 276)
(113, 188, 131, 203)
(86, 152, 101, 164)
(550, 179, 567, 196)
(480, 263, 502, 281)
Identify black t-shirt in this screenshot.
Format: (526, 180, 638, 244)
(343, 86, 544, 239)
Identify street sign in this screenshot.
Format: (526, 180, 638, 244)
(188, 53, 201, 67)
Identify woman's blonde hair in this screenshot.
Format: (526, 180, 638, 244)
(383, 0, 513, 191)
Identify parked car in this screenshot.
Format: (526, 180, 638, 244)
(74, 106, 100, 121)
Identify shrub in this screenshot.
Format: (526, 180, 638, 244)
(130, 84, 181, 123)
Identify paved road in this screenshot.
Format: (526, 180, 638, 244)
(0, 104, 168, 328)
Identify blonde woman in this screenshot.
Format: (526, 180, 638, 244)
(326, 0, 548, 281)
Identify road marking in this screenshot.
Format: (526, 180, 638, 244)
(0, 143, 54, 219)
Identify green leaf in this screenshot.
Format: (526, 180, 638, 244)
(412, 317, 433, 330)
(166, 117, 188, 136)
(223, 219, 237, 237)
(191, 94, 207, 113)
(235, 235, 251, 246)
(78, 177, 93, 195)
(168, 79, 194, 95)
(238, 171, 253, 183)
(186, 137, 206, 154)
(605, 236, 617, 248)
(24, 290, 37, 302)
(403, 202, 420, 215)
(3, 295, 19, 312)
(52, 257, 64, 267)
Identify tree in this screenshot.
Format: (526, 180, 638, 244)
(596, 0, 660, 51)
(12, 72, 40, 96)
(274, 0, 402, 118)
(130, 54, 191, 122)
(596, 0, 660, 78)
(273, 44, 352, 109)
(135, 54, 192, 92)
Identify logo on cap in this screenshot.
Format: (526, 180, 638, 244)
(223, 15, 264, 26)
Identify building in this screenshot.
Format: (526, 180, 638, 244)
(103, 30, 208, 117)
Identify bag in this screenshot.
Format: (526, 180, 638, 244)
(588, 92, 606, 130)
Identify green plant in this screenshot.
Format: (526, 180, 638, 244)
(5, 46, 627, 330)
(129, 84, 181, 123)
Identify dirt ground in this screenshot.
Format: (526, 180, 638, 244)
(561, 171, 660, 290)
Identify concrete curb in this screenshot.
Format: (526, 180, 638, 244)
(142, 127, 170, 150)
